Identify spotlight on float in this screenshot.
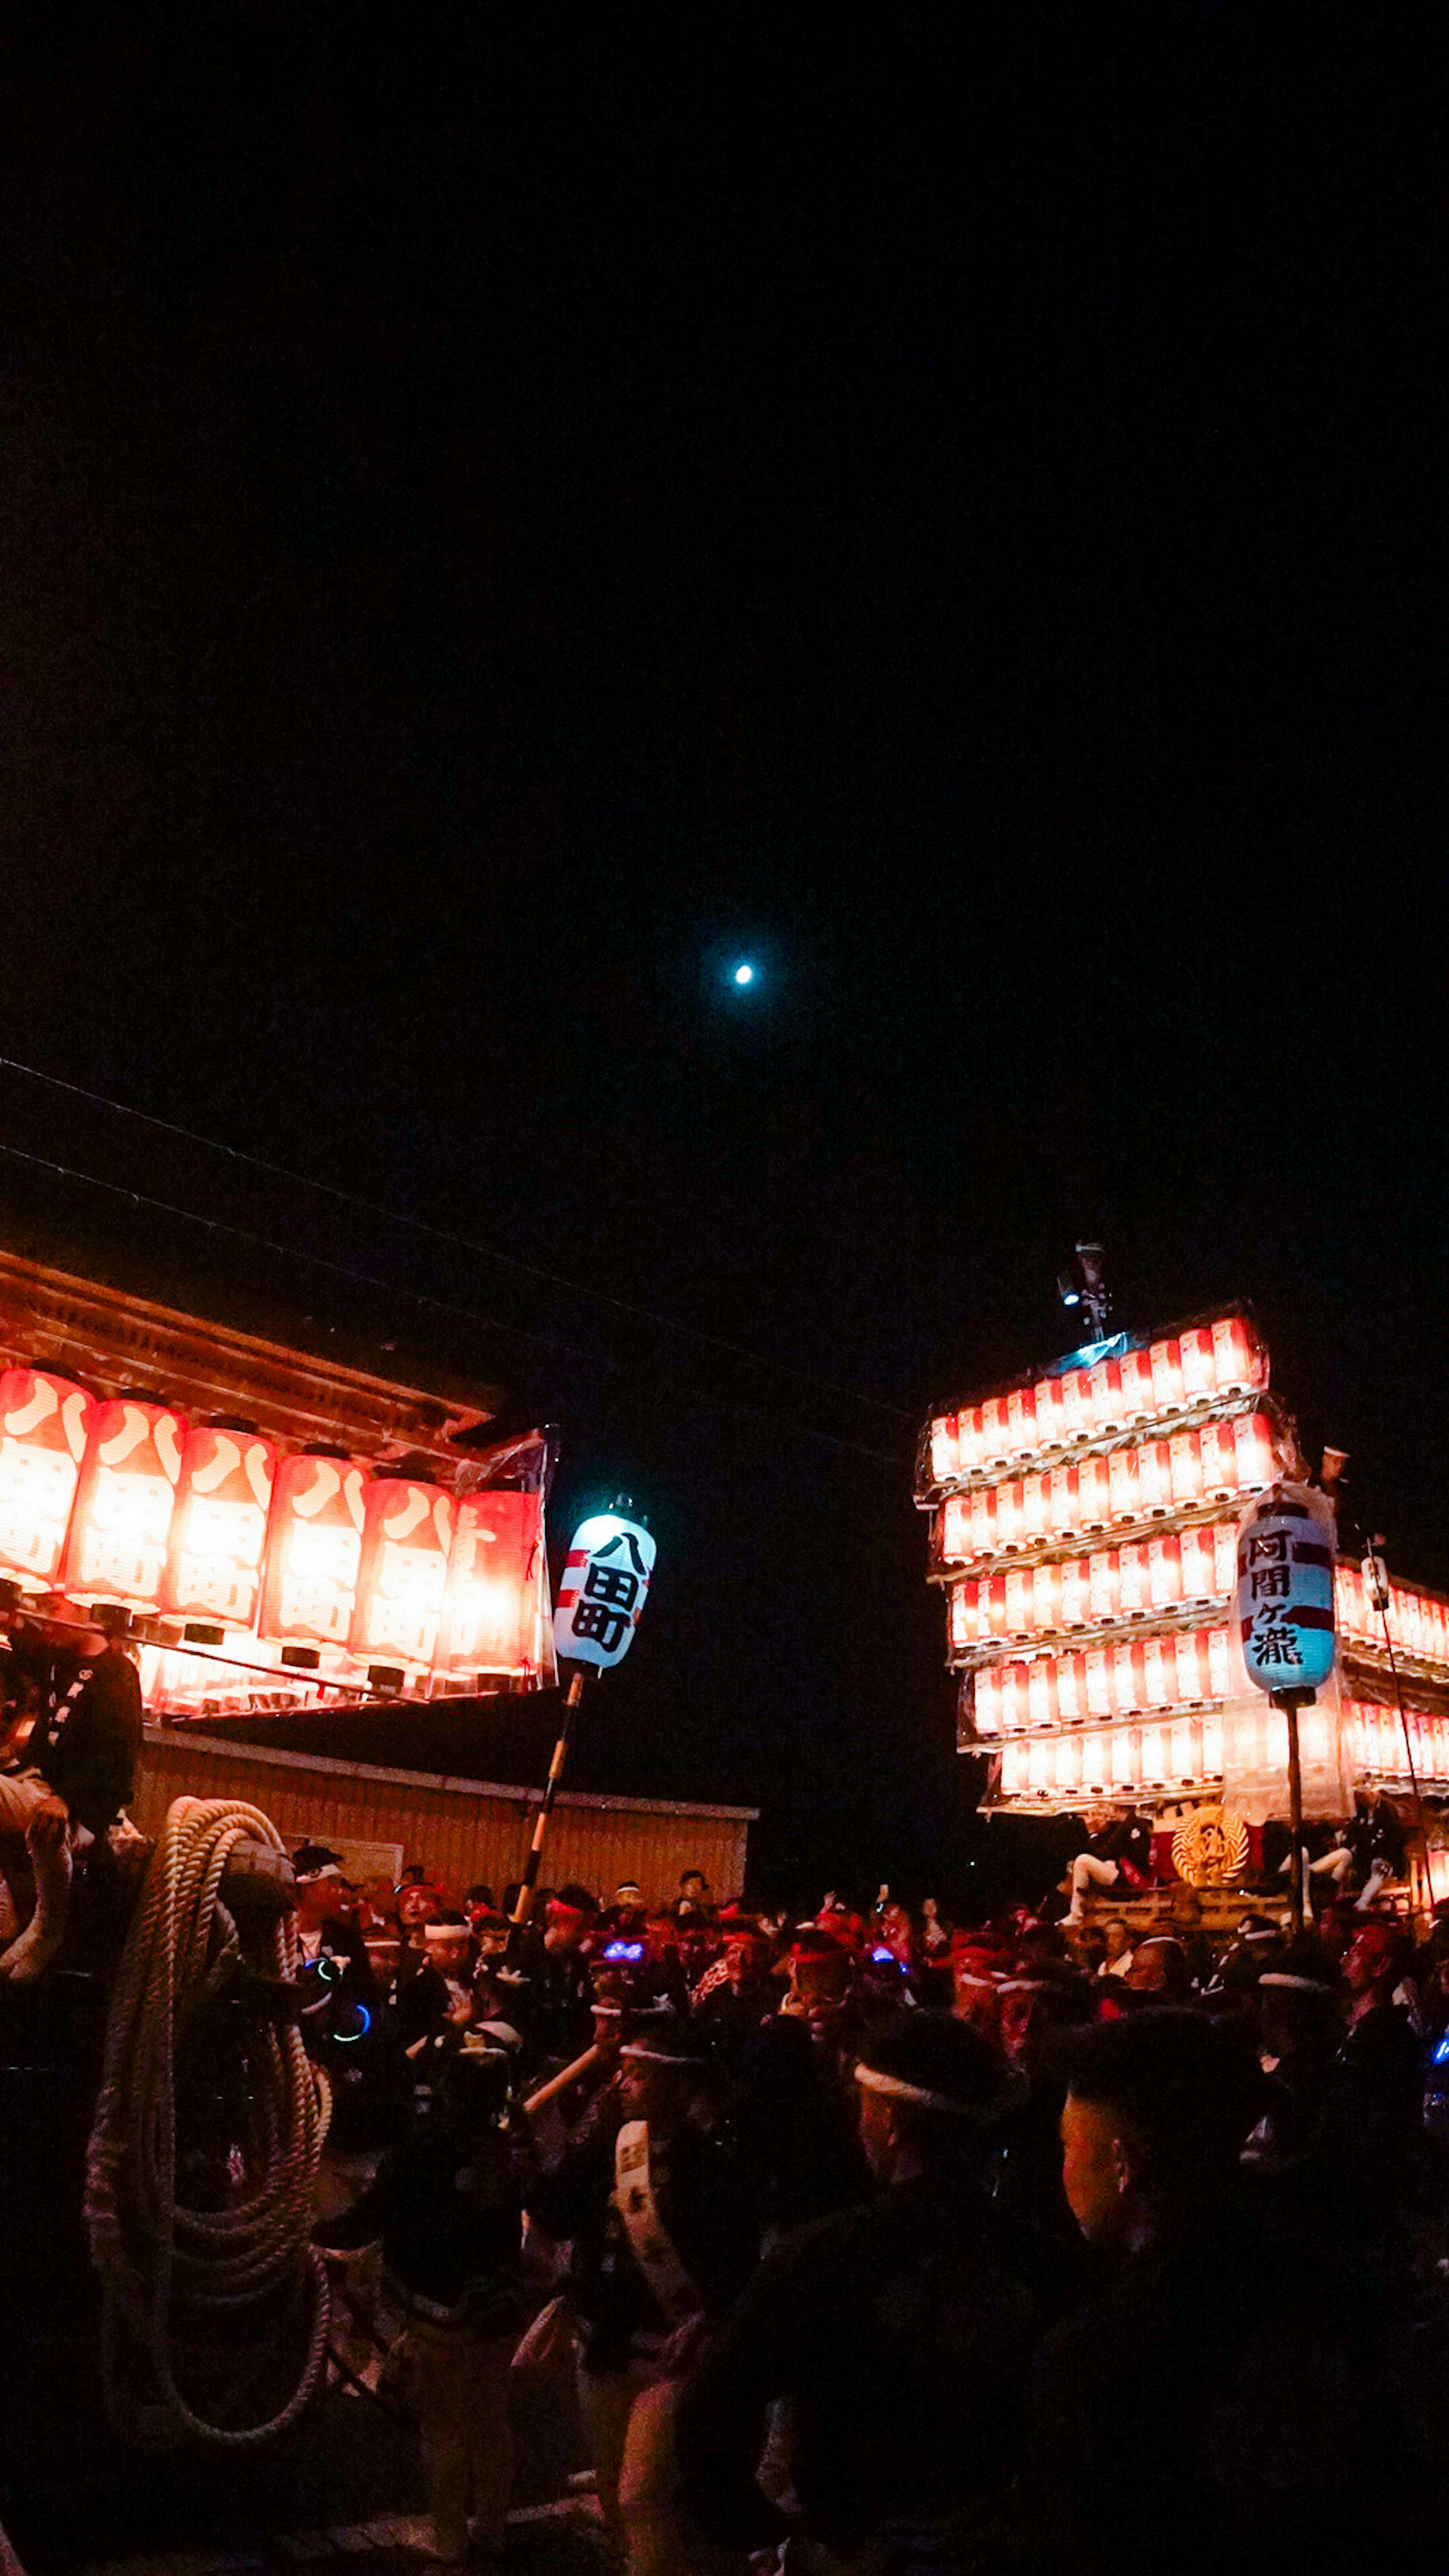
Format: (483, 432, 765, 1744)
(1057, 1243, 1112, 1342)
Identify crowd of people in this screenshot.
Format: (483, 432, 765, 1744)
(295, 1836, 1449, 2573)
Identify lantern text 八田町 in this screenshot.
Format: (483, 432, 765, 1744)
(61, 1398, 186, 1607)
(160, 1426, 277, 1627)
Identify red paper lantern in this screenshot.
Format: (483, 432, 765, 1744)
(0, 1369, 94, 1590)
(1087, 1357, 1124, 1435)
(1179, 1327, 1217, 1402)
(1197, 1419, 1238, 1498)
(1117, 1541, 1150, 1618)
(1007, 1387, 1037, 1456)
(61, 1398, 186, 1606)
(1118, 1348, 1155, 1421)
(974, 1666, 1003, 1735)
(1150, 1337, 1185, 1413)
(1060, 1370, 1091, 1441)
(1027, 1656, 1056, 1729)
(160, 1426, 276, 1626)
(998, 1661, 1029, 1732)
(350, 1476, 456, 1672)
(1060, 1555, 1090, 1627)
(1110, 1639, 1145, 1715)
(1232, 1411, 1275, 1492)
(1020, 1472, 1049, 1542)
(1034, 1376, 1066, 1450)
(1138, 1438, 1174, 1514)
(437, 1489, 543, 1677)
(1169, 1429, 1204, 1508)
(1004, 1565, 1032, 1635)
(1056, 1649, 1086, 1723)
(1178, 1524, 1215, 1601)
(980, 1396, 1011, 1466)
(1089, 1548, 1121, 1624)
(259, 1451, 367, 1649)
(1211, 1315, 1263, 1396)
(957, 1406, 985, 1478)
(1032, 1558, 1062, 1635)
(968, 1486, 996, 1558)
(1142, 1633, 1172, 1709)
(941, 1497, 971, 1563)
(995, 1479, 1025, 1550)
(1211, 1518, 1239, 1597)
(1148, 1533, 1182, 1610)
(1173, 1628, 1208, 1702)
(1107, 1444, 1141, 1523)
(928, 1415, 958, 1487)
(1075, 1455, 1110, 1530)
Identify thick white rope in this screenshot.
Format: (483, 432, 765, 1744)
(85, 1796, 332, 2446)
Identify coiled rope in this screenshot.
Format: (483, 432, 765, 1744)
(85, 1796, 331, 2445)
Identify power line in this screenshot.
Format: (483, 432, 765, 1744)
(0, 1053, 912, 1424)
(0, 1137, 912, 1471)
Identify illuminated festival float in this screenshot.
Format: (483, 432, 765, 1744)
(0, 1244, 555, 1713)
(917, 1272, 1449, 1896)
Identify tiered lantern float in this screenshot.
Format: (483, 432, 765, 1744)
(0, 1258, 555, 1718)
(920, 1308, 1449, 1812)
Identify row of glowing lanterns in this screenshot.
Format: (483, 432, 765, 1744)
(972, 1622, 1239, 1735)
(949, 1535, 1449, 1678)
(949, 1521, 1241, 1655)
(1334, 1564, 1449, 1667)
(0, 1368, 543, 1680)
(924, 1316, 1266, 1494)
(937, 1413, 1278, 1567)
(995, 1701, 1449, 1801)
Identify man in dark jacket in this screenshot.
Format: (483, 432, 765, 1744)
(1018, 2010, 1429, 2573)
(676, 2012, 1069, 2569)
(0, 1599, 142, 1983)
(317, 2045, 525, 2563)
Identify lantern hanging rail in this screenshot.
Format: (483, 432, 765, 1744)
(0, 1607, 379, 1701)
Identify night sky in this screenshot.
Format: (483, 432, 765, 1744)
(2, 17, 1438, 1903)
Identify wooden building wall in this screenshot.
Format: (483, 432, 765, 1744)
(134, 1728, 755, 1905)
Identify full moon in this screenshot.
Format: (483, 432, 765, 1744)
(732, 962, 755, 987)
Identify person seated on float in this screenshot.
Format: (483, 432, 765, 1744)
(1064, 1801, 1153, 1923)
(0, 1595, 142, 1985)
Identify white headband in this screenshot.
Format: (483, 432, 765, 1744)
(854, 2061, 988, 2121)
(951, 1972, 998, 1991)
(295, 1862, 345, 1886)
(1259, 1971, 1337, 1992)
(620, 2042, 706, 2066)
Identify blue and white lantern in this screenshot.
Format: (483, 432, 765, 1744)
(553, 1508, 656, 1670)
(1236, 1483, 1337, 1696)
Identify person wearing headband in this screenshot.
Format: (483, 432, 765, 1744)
(1023, 2009, 1429, 2568)
(525, 2012, 756, 2576)
(677, 2012, 1060, 2568)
